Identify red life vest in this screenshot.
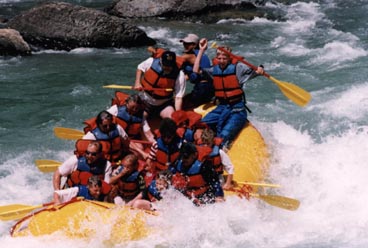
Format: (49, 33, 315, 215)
(212, 63, 243, 104)
(82, 118, 128, 162)
(116, 170, 142, 200)
(154, 136, 181, 171)
(111, 91, 143, 138)
(174, 159, 209, 198)
(141, 57, 181, 99)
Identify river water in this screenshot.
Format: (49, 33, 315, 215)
(1, 0, 368, 247)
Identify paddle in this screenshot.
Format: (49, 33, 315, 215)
(103, 84, 173, 92)
(211, 42, 311, 107)
(54, 127, 152, 145)
(250, 193, 300, 211)
(227, 187, 300, 211)
(35, 159, 61, 173)
(0, 202, 54, 221)
(235, 181, 281, 188)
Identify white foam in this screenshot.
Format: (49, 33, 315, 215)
(316, 82, 368, 121)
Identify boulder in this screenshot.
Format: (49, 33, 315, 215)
(0, 28, 31, 56)
(106, 0, 265, 22)
(7, 2, 156, 51)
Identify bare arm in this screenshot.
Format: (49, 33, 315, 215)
(134, 69, 143, 90)
(193, 38, 208, 74)
(175, 97, 183, 111)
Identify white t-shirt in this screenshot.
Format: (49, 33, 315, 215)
(54, 187, 79, 203)
(219, 149, 234, 175)
(58, 155, 112, 183)
(107, 104, 151, 133)
(137, 57, 186, 106)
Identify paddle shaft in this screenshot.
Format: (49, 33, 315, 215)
(103, 84, 173, 92)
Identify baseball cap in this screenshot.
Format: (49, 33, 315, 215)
(161, 51, 176, 67)
(180, 34, 199, 44)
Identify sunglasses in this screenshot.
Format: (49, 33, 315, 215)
(85, 151, 98, 156)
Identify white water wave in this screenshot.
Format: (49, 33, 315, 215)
(315, 82, 368, 121)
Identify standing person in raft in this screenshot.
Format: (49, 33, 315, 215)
(179, 33, 214, 109)
(134, 50, 186, 120)
(193, 38, 265, 149)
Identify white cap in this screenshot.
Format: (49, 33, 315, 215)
(180, 34, 199, 44)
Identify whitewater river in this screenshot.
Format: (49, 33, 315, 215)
(1, 0, 367, 247)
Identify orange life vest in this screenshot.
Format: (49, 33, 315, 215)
(83, 117, 128, 162)
(116, 170, 142, 200)
(141, 56, 181, 99)
(154, 136, 181, 171)
(212, 63, 244, 104)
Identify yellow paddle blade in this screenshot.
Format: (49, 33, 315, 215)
(235, 181, 281, 188)
(103, 84, 134, 90)
(250, 193, 300, 211)
(0, 203, 44, 221)
(54, 127, 84, 140)
(103, 84, 173, 92)
(269, 76, 311, 107)
(35, 159, 61, 173)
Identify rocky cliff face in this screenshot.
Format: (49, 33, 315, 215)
(7, 2, 156, 51)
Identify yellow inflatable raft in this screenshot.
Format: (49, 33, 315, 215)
(10, 104, 270, 240)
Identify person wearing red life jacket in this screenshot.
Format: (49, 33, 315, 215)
(193, 38, 264, 149)
(170, 142, 224, 205)
(108, 154, 146, 204)
(52, 141, 112, 195)
(146, 118, 182, 176)
(53, 175, 105, 204)
(171, 109, 203, 144)
(127, 170, 171, 211)
(107, 92, 154, 159)
(134, 50, 186, 120)
(200, 128, 234, 190)
(83, 110, 130, 164)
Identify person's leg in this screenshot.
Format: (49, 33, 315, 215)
(219, 109, 247, 148)
(202, 105, 224, 132)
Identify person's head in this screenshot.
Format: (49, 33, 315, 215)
(85, 141, 103, 164)
(201, 128, 215, 147)
(171, 110, 189, 128)
(87, 175, 102, 199)
(96, 110, 114, 133)
(180, 33, 199, 53)
(121, 153, 139, 172)
(155, 170, 172, 191)
(216, 46, 232, 69)
(161, 51, 177, 74)
(125, 94, 143, 115)
(180, 143, 198, 168)
(159, 118, 177, 145)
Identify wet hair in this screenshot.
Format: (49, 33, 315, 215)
(156, 170, 173, 181)
(180, 142, 197, 158)
(161, 51, 177, 67)
(125, 94, 143, 105)
(88, 175, 102, 187)
(96, 110, 113, 125)
(216, 46, 232, 58)
(201, 128, 215, 146)
(88, 140, 103, 153)
(123, 153, 139, 169)
(159, 118, 177, 138)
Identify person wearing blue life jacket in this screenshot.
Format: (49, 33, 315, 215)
(127, 170, 172, 211)
(193, 38, 265, 149)
(53, 175, 104, 204)
(180, 33, 214, 109)
(170, 142, 224, 206)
